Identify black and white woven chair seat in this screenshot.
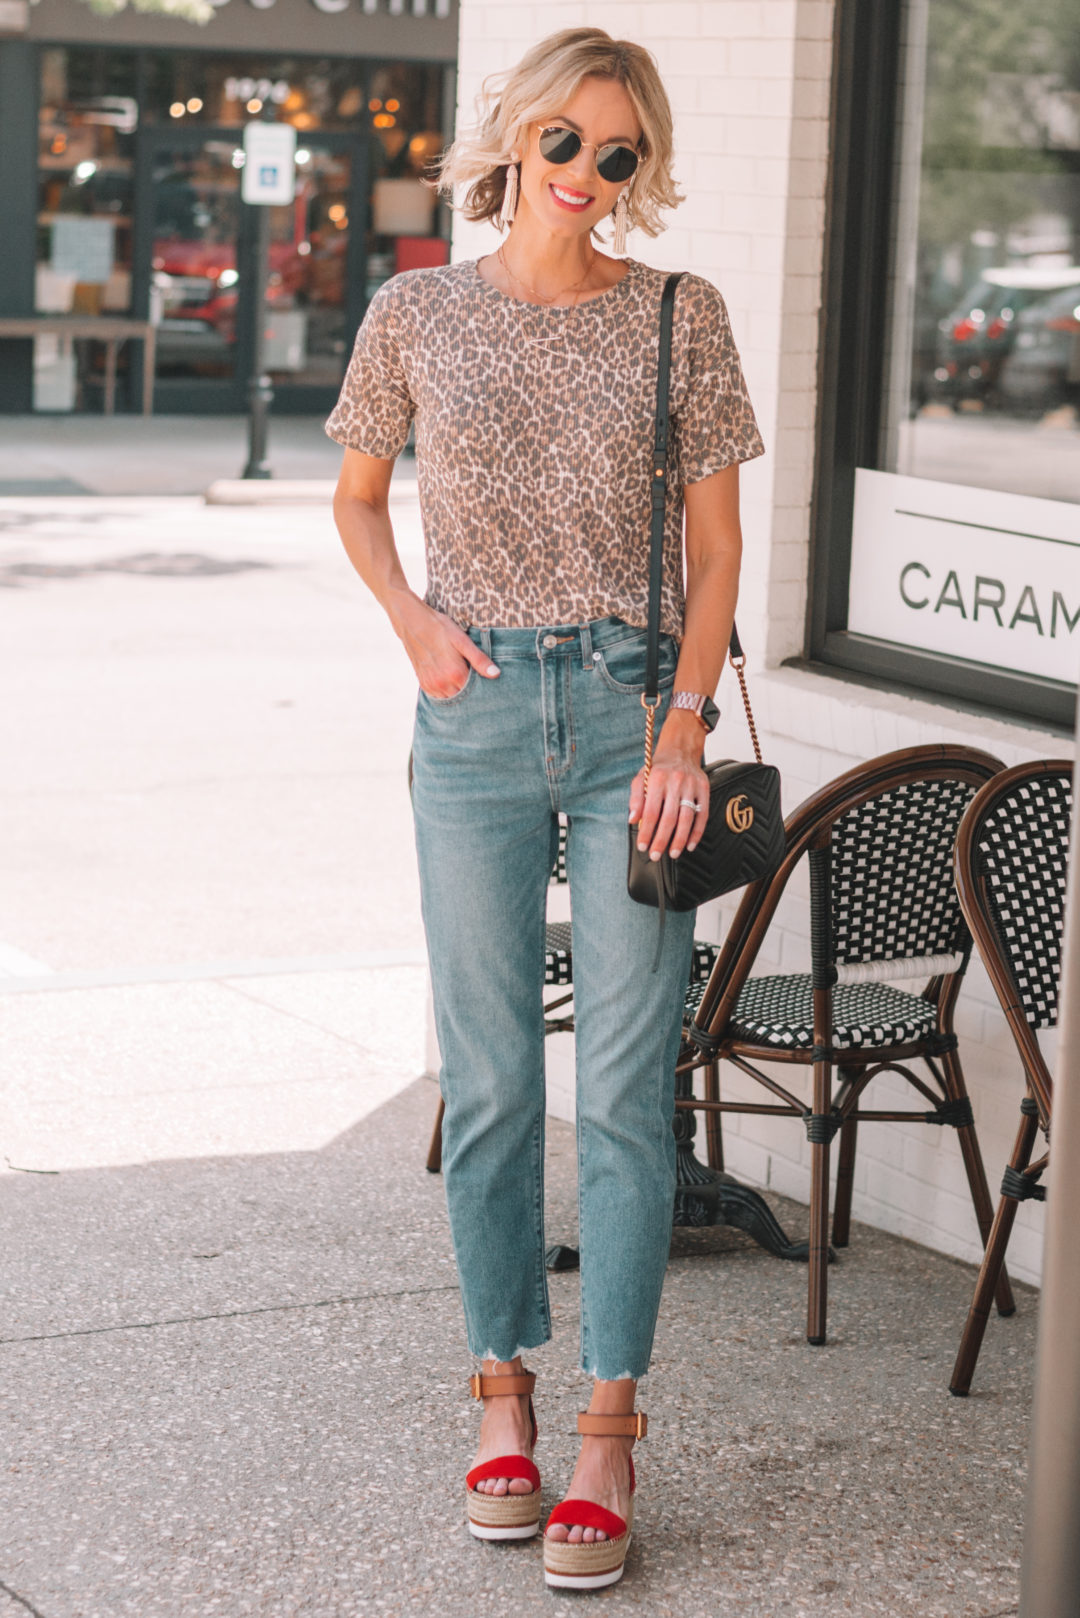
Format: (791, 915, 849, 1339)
(728, 973, 938, 1051)
(544, 924, 719, 991)
(544, 922, 574, 986)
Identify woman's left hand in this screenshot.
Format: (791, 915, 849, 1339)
(629, 713, 710, 862)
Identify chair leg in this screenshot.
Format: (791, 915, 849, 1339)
(807, 1055, 833, 1345)
(703, 1059, 724, 1172)
(940, 1045, 1016, 1317)
(832, 1113, 858, 1249)
(950, 1104, 1040, 1395)
(425, 1094, 445, 1174)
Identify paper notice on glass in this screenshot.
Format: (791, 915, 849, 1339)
(51, 216, 115, 284)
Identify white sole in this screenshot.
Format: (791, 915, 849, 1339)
(469, 1519, 540, 1541)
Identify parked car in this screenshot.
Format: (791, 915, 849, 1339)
(997, 282, 1080, 415)
(929, 265, 1080, 409)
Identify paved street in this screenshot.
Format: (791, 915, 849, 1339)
(0, 483, 1036, 1616)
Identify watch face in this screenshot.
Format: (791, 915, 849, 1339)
(701, 696, 720, 733)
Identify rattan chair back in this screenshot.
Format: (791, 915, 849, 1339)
(953, 760, 1071, 1124)
(693, 744, 1005, 1038)
(947, 759, 1070, 1393)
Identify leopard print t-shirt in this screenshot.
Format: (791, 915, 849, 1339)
(325, 258, 764, 639)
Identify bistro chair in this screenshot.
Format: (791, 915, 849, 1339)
(949, 759, 1070, 1396)
(424, 817, 723, 1174)
(678, 744, 1015, 1346)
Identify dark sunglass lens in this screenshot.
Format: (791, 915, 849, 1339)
(596, 144, 639, 184)
(538, 127, 581, 166)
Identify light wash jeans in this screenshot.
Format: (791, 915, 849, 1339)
(411, 617, 696, 1381)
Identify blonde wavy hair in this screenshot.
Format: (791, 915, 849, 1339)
(434, 27, 683, 242)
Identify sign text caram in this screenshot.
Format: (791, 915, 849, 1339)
(848, 469, 1080, 685)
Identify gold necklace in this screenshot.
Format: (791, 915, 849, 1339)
(496, 246, 598, 350)
(496, 245, 597, 305)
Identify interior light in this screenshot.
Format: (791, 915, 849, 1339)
(295, 147, 312, 165)
(328, 203, 346, 221)
(186, 97, 203, 113)
(231, 149, 245, 168)
(247, 97, 263, 113)
(368, 98, 382, 111)
(297, 241, 311, 256)
(169, 102, 186, 118)
(73, 160, 98, 183)
(51, 135, 67, 154)
(385, 98, 400, 112)
(217, 267, 239, 287)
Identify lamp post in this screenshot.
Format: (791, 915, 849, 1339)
(239, 118, 296, 481)
(242, 195, 273, 480)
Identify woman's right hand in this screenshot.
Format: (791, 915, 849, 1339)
(395, 595, 500, 699)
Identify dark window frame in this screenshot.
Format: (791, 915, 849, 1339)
(805, 0, 1077, 733)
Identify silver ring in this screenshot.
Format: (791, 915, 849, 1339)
(679, 798, 700, 811)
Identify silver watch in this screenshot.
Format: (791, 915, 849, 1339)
(669, 692, 720, 732)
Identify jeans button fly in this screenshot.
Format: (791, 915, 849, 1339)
(542, 634, 558, 649)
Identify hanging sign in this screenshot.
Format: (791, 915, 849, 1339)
(848, 469, 1080, 685)
(241, 121, 296, 206)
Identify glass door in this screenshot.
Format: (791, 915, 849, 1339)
(146, 131, 244, 401)
(134, 127, 367, 412)
(261, 141, 364, 406)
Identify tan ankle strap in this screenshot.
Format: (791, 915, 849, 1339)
(577, 1411, 647, 1440)
(469, 1369, 536, 1401)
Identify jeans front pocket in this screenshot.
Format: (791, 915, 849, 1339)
(594, 631, 678, 695)
(421, 666, 476, 706)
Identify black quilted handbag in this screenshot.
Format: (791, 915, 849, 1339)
(627, 274, 785, 935)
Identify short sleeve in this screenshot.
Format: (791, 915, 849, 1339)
(674, 277, 765, 484)
(325, 278, 416, 459)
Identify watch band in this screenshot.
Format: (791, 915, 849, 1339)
(669, 691, 710, 720)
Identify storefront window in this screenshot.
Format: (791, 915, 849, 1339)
(30, 46, 450, 413)
(142, 54, 367, 131)
(881, 0, 1080, 503)
(35, 50, 138, 407)
(818, 0, 1080, 726)
(366, 62, 448, 295)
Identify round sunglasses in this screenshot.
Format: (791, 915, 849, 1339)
(536, 124, 640, 185)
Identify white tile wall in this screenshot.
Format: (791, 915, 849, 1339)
(446, 0, 1065, 1287)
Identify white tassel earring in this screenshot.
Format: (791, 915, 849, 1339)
(499, 160, 519, 229)
(612, 188, 630, 255)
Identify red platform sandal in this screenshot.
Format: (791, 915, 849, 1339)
(465, 1369, 542, 1541)
(543, 1410, 646, 1589)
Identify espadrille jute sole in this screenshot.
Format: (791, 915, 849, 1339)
(467, 1484, 542, 1540)
(543, 1500, 634, 1587)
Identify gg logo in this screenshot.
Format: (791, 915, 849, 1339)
(725, 793, 754, 833)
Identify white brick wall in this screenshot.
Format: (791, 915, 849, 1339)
(448, 0, 1063, 1287)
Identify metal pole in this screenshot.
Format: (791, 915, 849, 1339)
(1019, 718, 1080, 1618)
(242, 195, 273, 480)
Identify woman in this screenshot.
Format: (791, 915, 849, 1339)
(328, 27, 763, 1590)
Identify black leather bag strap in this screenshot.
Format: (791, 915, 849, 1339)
(643, 271, 684, 706)
(643, 270, 742, 708)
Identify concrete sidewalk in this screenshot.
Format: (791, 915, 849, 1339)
(2, 1077, 1034, 1618)
(0, 416, 358, 497)
(0, 490, 1034, 1616)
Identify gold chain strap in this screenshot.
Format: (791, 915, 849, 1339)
(640, 644, 763, 781)
(729, 650, 763, 765)
(641, 697, 657, 792)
